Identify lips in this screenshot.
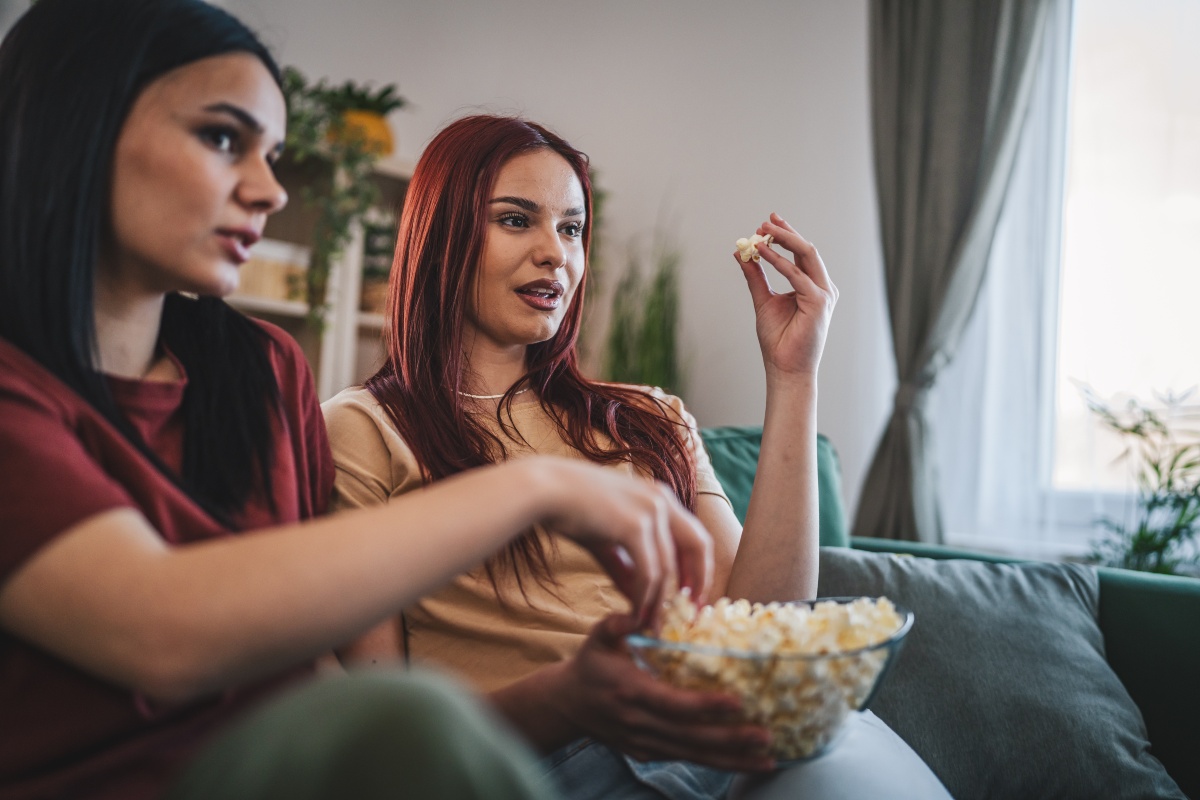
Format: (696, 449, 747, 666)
(216, 227, 262, 266)
(515, 279, 565, 311)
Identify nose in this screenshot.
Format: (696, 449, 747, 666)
(237, 156, 288, 215)
(533, 225, 568, 269)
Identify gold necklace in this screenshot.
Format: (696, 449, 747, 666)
(458, 387, 531, 400)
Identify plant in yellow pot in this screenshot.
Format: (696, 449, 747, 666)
(317, 79, 407, 156)
(280, 68, 406, 324)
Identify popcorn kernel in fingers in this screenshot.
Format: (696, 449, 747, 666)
(735, 234, 773, 263)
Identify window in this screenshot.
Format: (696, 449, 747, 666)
(1052, 0, 1200, 492)
(932, 0, 1200, 559)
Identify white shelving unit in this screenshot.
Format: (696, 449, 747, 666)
(227, 155, 414, 401)
(226, 294, 308, 319)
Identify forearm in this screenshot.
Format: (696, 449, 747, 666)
(0, 460, 562, 702)
(724, 375, 820, 602)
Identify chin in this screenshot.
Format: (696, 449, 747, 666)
(195, 267, 240, 298)
(529, 322, 564, 345)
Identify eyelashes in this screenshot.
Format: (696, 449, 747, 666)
(197, 124, 240, 154)
(196, 124, 281, 168)
(496, 212, 584, 238)
(497, 211, 529, 229)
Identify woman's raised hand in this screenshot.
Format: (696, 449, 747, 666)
(545, 612, 775, 771)
(735, 213, 838, 383)
(531, 458, 713, 627)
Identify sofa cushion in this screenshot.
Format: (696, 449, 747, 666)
(700, 427, 848, 547)
(817, 547, 1185, 800)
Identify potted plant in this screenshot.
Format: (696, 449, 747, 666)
(601, 236, 684, 396)
(317, 79, 407, 156)
(280, 67, 406, 324)
(1081, 385, 1200, 576)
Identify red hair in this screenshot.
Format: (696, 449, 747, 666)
(366, 114, 697, 595)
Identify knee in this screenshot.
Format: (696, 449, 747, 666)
(305, 670, 551, 796)
(171, 670, 552, 800)
(330, 669, 498, 751)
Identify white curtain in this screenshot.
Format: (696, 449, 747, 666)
(929, 0, 1076, 554)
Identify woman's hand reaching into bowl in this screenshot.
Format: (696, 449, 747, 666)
(528, 457, 714, 628)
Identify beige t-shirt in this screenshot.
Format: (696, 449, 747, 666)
(322, 385, 730, 692)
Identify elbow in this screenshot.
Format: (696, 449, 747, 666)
(116, 633, 225, 704)
(123, 654, 205, 705)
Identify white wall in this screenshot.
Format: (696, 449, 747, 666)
(0, 1, 23, 35)
(2, 0, 897, 519)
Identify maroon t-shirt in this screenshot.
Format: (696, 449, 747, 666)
(0, 320, 335, 799)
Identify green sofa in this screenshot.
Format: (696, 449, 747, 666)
(700, 425, 1199, 799)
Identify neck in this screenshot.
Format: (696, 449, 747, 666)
(93, 278, 167, 380)
(461, 333, 529, 397)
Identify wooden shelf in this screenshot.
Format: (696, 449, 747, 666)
(230, 157, 410, 401)
(374, 156, 415, 180)
(227, 294, 308, 318)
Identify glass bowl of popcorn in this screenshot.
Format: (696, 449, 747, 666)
(626, 594, 913, 764)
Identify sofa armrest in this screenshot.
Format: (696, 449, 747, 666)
(1096, 567, 1200, 797)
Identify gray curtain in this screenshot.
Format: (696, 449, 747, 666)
(853, 0, 1054, 542)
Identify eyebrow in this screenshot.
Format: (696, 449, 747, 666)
(490, 196, 586, 217)
(203, 102, 263, 132)
(203, 102, 285, 156)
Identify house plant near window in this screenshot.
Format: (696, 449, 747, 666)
(1081, 385, 1200, 576)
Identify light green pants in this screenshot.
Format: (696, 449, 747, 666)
(166, 670, 558, 800)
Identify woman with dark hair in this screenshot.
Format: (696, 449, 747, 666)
(0, 3, 712, 799)
(324, 115, 951, 798)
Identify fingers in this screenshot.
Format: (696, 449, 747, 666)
(662, 493, 713, 605)
(573, 615, 775, 771)
(646, 492, 674, 627)
(591, 544, 639, 610)
(540, 461, 709, 626)
(734, 250, 775, 310)
(613, 668, 775, 769)
(608, 531, 661, 627)
(625, 484, 711, 627)
(755, 212, 834, 294)
(616, 681, 775, 770)
(591, 611, 641, 647)
(761, 211, 798, 236)
(756, 243, 821, 300)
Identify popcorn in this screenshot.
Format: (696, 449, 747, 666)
(632, 592, 906, 762)
(735, 233, 773, 262)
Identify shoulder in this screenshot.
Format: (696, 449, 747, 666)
(322, 385, 385, 426)
(238, 317, 320, 411)
(597, 381, 694, 426)
(0, 337, 81, 421)
(247, 317, 309, 376)
(322, 386, 412, 455)
(0, 341, 139, 581)
(322, 386, 423, 505)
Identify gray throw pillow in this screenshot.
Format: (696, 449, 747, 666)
(816, 547, 1185, 800)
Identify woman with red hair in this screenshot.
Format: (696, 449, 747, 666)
(323, 114, 949, 799)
